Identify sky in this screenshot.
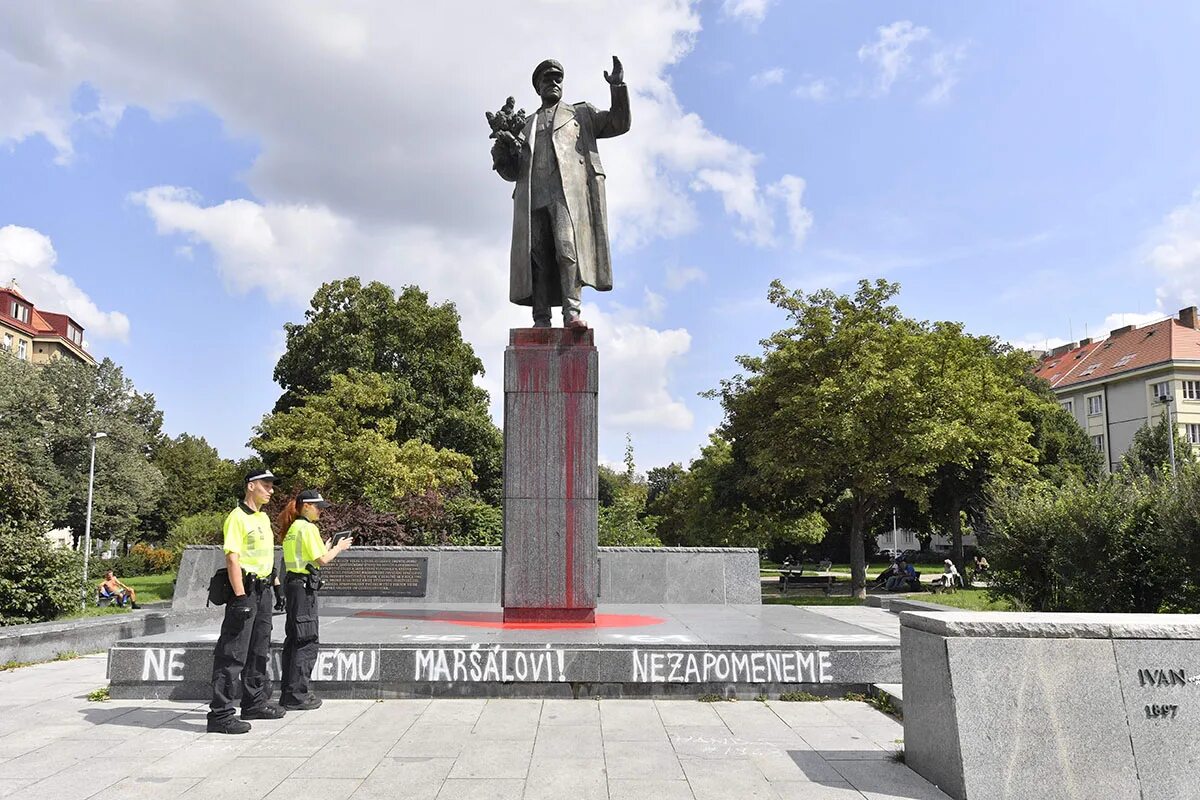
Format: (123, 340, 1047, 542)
(3, 0, 1200, 472)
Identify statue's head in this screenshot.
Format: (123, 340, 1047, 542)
(532, 59, 564, 105)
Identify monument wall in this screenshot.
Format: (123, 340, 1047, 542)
(173, 545, 761, 609)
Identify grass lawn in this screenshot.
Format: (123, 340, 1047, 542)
(762, 595, 865, 606)
(906, 588, 1014, 611)
(123, 572, 177, 603)
(55, 572, 177, 621)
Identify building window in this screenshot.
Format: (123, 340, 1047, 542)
(1152, 381, 1171, 401)
(1087, 395, 1104, 416)
(1184, 380, 1200, 401)
(17, 340, 27, 360)
(1060, 400, 1074, 414)
(1, 333, 10, 351)
(68, 325, 83, 346)
(1114, 354, 1136, 367)
(9, 301, 29, 324)
(1188, 424, 1200, 445)
(1091, 434, 1105, 453)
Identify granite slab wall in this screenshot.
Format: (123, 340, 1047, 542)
(174, 546, 762, 608)
(107, 639, 897, 700)
(900, 611, 1200, 800)
(0, 606, 221, 664)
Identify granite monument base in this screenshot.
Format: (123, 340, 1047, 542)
(107, 602, 899, 700)
(900, 611, 1200, 800)
(503, 327, 599, 622)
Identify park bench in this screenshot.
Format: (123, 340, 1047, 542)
(777, 568, 834, 595)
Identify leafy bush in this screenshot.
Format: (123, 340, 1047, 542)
(0, 462, 84, 625)
(166, 511, 227, 567)
(445, 495, 502, 546)
(130, 542, 174, 573)
(986, 474, 1193, 612)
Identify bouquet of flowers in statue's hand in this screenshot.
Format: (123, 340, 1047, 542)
(486, 96, 527, 169)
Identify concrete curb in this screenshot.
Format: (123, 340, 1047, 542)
(0, 606, 222, 664)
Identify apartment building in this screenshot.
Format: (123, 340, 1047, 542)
(0, 280, 95, 366)
(1032, 306, 1200, 471)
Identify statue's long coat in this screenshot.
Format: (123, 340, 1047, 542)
(495, 85, 630, 305)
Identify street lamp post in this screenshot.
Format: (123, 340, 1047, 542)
(81, 431, 107, 609)
(1159, 394, 1177, 478)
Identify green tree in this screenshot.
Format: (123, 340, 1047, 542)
(652, 434, 827, 550)
(1020, 374, 1105, 485)
(598, 437, 661, 546)
(919, 328, 1040, 572)
(714, 280, 1037, 598)
(0, 460, 83, 624)
(645, 463, 685, 513)
(1122, 411, 1197, 478)
(252, 369, 475, 512)
(38, 357, 166, 551)
(272, 279, 502, 501)
(144, 434, 239, 539)
(165, 510, 227, 567)
(0, 357, 165, 551)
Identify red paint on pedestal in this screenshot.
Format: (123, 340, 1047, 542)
(354, 608, 664, 631)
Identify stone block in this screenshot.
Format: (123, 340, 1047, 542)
(899, 627, 962, 798)
(601, 550, 665, 603)
(1112, 639, 1200, 800)
(898, 613, 1200, 800)
(430, 549, 500, 604)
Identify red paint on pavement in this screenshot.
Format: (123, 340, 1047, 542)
(353, 609, 664, 630)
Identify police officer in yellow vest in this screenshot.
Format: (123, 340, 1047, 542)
(279, 489, 352, 709)
(207, 469, 286, 734)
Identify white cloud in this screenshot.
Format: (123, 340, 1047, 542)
(750, 67, 785, 88)
(794, 77, 834, 102)
(857, 20, 968, 102)
(1145, 189, 1200, 311)
(0, 2, 797, 254)
(589, 300, 693, 431)
(665, 265, 706, 291)
(0, 2, 806, 441)
(721, 0, 775, 28)
(858, 21, 931, 94)
(924, 42, 968, 105)
(129, 186, 696, 434)
(0, 225, 130, 341)
(767, 175, 814, 248)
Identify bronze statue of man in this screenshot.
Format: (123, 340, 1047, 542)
(491, 57, 630, 329)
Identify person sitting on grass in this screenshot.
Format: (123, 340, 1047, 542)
(98, 570, 138, 609)
(939, 559, 962, 590)
(884, 560, 916, 592)
(871, 560, 899, 590)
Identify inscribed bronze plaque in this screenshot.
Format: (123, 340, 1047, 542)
(320, 557, 428, 597)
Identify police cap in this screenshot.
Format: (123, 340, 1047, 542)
(297, 489, 330, 508)
(244, 469, 277, 485)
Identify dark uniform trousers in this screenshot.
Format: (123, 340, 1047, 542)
(280, 574, 320, 704)
(208, 580, 274, 722)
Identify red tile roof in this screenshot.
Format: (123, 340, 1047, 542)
(1, 286, 91, 361)
(1033, 315, 1200, 389)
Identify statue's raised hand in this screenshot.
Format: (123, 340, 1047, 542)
(603, 55, 624, 85)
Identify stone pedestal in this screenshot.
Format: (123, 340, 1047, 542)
(900, 611, 1200, 800)
(502, 328, 598, 622)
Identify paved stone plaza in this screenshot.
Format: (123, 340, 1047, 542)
(0, 652, 949, 799)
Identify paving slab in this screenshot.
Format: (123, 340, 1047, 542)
(0, 655, 961, 800)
